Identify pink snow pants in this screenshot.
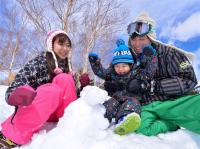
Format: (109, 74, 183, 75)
(1, 73, 77, 145)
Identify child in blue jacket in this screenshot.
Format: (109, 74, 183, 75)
(88, 39, 157, 135)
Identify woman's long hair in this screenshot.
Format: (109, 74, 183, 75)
(46, 34, 71, 80)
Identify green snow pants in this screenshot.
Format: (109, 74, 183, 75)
(136, 94, 200, 136)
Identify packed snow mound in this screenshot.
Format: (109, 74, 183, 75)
(0, 85, 14, 124)
(80, 85, 109, 106)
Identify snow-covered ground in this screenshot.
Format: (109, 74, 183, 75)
(1, 85, 200, 149)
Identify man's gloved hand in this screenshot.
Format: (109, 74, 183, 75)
(104, 81, 125, 95)
(128, 78, 158, 95)
(127, 79, 142, 94)
(88, 53, 99, 63)
(8, 85, 37, 106)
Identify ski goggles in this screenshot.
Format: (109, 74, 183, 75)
(127, 21, 153, 36)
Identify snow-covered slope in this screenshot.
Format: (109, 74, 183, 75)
(1, 85, 200, 149)
(0, 85, 14, 124)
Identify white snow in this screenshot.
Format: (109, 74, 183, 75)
(1, 85, 200, 149)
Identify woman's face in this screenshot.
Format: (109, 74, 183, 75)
(114, 63, 131, 75)
(53, 36, 71, 59)
(130, 35, 151, 54)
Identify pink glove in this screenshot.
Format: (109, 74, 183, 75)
(80, 73, 90, 88)
(8, 85, 37, 106)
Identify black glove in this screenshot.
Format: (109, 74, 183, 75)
(104, 81, 125, 95)
(128, 78, 160, 95)
(142, 45, 156, 57)
(127, 79, 141, 94)
(140, 45, 157, 68)
(139, 45, 158, 81)
(88, 53, 99, 63)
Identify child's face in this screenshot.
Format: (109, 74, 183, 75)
(53, 37, 71, 59)
(114, 63, 131, 75)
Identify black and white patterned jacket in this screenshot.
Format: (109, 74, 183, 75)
(5, 52, 67, 103)
(139, 42, 197, 105)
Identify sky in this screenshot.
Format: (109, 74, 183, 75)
(1, 85, 200, 149)
(124, 0, 200, 50)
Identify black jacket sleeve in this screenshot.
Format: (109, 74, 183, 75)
(89, 59, 113, 81)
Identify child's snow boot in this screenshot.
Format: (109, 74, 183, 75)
(114, 112, 141, 136)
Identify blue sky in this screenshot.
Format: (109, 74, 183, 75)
(123, 0, 200, 51)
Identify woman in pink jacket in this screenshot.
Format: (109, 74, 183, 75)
(0, 30, 77, 148)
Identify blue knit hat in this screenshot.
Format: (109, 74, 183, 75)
(112, 39, 134, 65)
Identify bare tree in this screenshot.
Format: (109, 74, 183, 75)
(0, 0, 30, 85)
(77, 0, 128, 73)
(7, 0, 127, 78)
(16, 0, 88, 33)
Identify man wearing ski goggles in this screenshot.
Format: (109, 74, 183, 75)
(127, 21, 153, 37)
(126, 13, 198, 138)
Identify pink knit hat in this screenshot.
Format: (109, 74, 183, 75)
(46, 30, 71, 74)
(46, 30, 68, 52)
